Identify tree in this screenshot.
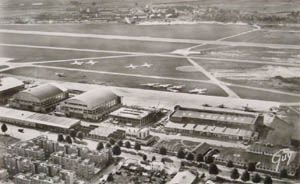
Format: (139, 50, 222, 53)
(106, 143, 111, 148)
(125, 141, 131, 148)
(226, 160, 234, 168)
(280, 168, 288, 178)
(247, 162, 256, 172)
(159, 146, 167, 155)
(112, 145, 121, 155)
(241, 170, 250, 182)
(152, 156, 156, 162)
(96, 142, 104, 151)
(177, 149, 185, 159)
(76, 131, 83, 140)
(196, 153, 204, 162)
(143, 154, 147, 161)
(1, 124, 7, 134)
(109, 138, 115, 145)
(134, 143, 141, 151)
(264, 175, 273, 184)
(65, 135, 72, 144)
(208, 163, 219, 175)
(205, 155, 214, 164)
(186, 152, 194, 161)
(252, 173, 262, 183)
(57, 134, 65, 142)
(230, 168, 240, 180)
(70, 129, 77, 138)
(117, 140, 123, 147)
(107, 173, 114, 182)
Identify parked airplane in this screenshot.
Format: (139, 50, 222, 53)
(170, 85, 184, 89)
(189, 88, 207, 94)
(158, 84, 171, 88)
(166, 87, 179, 92)
(55, 73, 65, 77)
(141, 62, 152, 68)
(125, 64, 138, 69)
(71, 60, 83, 65)
(86, 60, 97, 65)
(140, 83, 159, 87)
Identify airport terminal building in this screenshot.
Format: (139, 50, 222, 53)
(9, 83, 68, 113)
(60, 88, 121, 121)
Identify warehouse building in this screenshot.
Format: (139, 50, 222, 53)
(165, 106, 260, 141)
(9, 83, 68, 113)
(0, 107, 80, 133)
(170, 106, 259, 130)
(110, 107, 154, 127)
(61, 88, 121, 121)
(0, 77, 24, 104)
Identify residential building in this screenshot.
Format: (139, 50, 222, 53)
(168, 170, 198, 184)
(9, 83, 68, 113)
(61, 88, 121, 121)
(126, 128, 156, 145)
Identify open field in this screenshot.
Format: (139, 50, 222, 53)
(229, 85, 300, 102)
(195, 59, 300, 94)
(39, 55, 209, 80)
(3, 66, 227, 96)
(0, 32, 194, 53)
(0, 45, 120, 63)
(0, 23, 253, 41)
(226, 30, 300, 45)
(192, 44, 300, 64)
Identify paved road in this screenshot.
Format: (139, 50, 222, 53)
(1, 29, 300, 49)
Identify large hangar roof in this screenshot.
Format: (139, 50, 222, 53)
(21, 83, 67, 100)
(67, 88, 118, 109)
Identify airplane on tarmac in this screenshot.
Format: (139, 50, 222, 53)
(86, 60, 97, 65)
(166, 87, 179, 92)
(140, 83, 159, 87)
(170, 85, 184, 89)
(141, 62, 152, 68)
(188, 88, 207, 94)
(71, 60, 83, 65)
(125, 64, 138, 69)
(55, 73, 65, 77)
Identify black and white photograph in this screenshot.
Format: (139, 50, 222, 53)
(0, 0, 299, 183)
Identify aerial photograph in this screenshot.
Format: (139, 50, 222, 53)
(0, 0, 299, 183)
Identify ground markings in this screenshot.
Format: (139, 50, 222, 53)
(1, 43, 299, 67)
(32, 65, 213, 84)
(186, 57, 239, 98)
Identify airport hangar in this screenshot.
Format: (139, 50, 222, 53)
(165, 106, 261, 142)
(60, 88, 122, 121)
(0, 106, 80, 133)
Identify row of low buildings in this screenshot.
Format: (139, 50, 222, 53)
(4, 136, 112, 183)
(165, 106, 261, 142)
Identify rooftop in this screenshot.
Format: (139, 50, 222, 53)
(0, 77, 24, 92)
(168, 170, 197, 184)
(165, 121, 253, 138)
(89, 126, 118, 137)
(66, 88, 118, 109)
(21, 83, 67, 100)
(0, 107, 80, 129)
(110, 107, 151, 120)
(171, 106, 259, 125)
